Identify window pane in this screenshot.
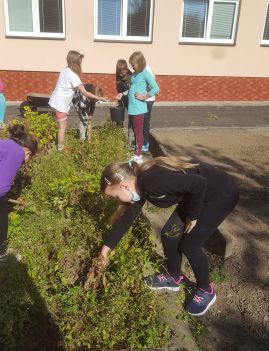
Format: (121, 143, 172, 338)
(263, 4, 269, 40)
(182, 0, 207, 38)
(210, 1, 236, 39)
(127, 0, 151, 37)
(8, 0, 33, 32)
(98, 0, 121, 35)
(39, 0, 63, 33)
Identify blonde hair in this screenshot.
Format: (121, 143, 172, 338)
(101, 156, 198, 224)
(129, 51, 146, 73)
(100, 156, 198, 193)
(66, 50, 84, 76)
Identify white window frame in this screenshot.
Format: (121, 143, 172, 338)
(4, 0, 65, 39)
(261, 1, 269, 45)
(179, 0, 240, 45)
(94, 0, 154, 42)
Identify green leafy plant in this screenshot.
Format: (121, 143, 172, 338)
(8, 106, 57, 148)
(1, 123, 170, 351)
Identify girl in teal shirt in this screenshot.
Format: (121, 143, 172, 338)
(118, 51, 159, 164)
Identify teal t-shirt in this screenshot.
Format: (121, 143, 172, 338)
(128, 68, 159, 116)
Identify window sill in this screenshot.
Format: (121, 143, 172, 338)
(179, 39, 235, 46)
(94, 35, 152, 43)
(5, 32, 65, 40)
(261, 41, 269, 46)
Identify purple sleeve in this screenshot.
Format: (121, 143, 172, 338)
(0, 140, 24, 197)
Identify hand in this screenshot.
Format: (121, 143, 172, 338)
(134, 92, 145, 101)
(99, 96, 109, 102)
(116, 93, 123, 100)
(184, 218, 197, 234)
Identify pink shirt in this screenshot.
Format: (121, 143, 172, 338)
(0, 79, 3, 93)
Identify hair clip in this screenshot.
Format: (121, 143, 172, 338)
(104, 177, 111, 185)
(115, 173, 124, 181)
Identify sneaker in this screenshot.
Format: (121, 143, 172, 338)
(144, 273, 185, 291)
(186, 283, 216, 316)
(142, 143, 149, 152)
(57, 144, 64, 152)
(129, 154, 143, 165)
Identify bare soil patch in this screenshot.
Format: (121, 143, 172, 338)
(151, 128, 269, 351)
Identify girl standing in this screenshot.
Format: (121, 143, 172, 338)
(98, 156, 239, 316)
(117, 52, 159, 164)
(0, 78, 6, 126)
(0, 125, 38, 262)
(115, 59, 132, 112)
(49, 50, 107, 151)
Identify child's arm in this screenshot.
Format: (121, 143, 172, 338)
(78, 84, 108, 102)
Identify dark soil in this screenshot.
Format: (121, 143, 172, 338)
(151, 128, 269, 351)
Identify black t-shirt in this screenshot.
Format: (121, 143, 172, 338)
(104, 162, 231, 249)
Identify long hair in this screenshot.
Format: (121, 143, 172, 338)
(129, 51, 146, 73)
(100, 156, 198, 224)
(9, 124, 38, 155)
(66, 50, 84, 77)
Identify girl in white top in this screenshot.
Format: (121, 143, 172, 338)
(49, 50, 108, 151)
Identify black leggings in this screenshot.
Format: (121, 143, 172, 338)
(143, 101, 154, 145)
(161, 179, 239, 290)
(0, 197, 8, 255)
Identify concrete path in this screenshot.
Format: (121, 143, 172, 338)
(4, 102, 269, 129)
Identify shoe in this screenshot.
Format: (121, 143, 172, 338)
(129, 154, 143, 165)
(0, 253, 8, 263)
(144, 273, 185, 291)
(186, 283, 216, 316)
(57, 144, 64, 152)
(142, 143, 149, 152)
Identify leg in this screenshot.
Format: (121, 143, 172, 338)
(0, 93, 6, 124)
(128, 115, 135, 147)
(79, 120, 87, 141)
(132, 114, 144, 156)
(160, 207, 185, 279)
(143, 101, 154, 147)
(144, 205, 186, 291)
(0, 197, 8, 256)
(55, 111, 67, 149)
(87, 116, 93, 142)
(180, 190, 239, 290)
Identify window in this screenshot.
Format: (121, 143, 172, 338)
(180, 0, 239, 44)
(95, 0, 154, 42)
(4, 0, 65, 38)
(262, 1, 269, 45)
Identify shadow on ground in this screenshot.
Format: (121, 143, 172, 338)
(0, 256, 63, 351)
